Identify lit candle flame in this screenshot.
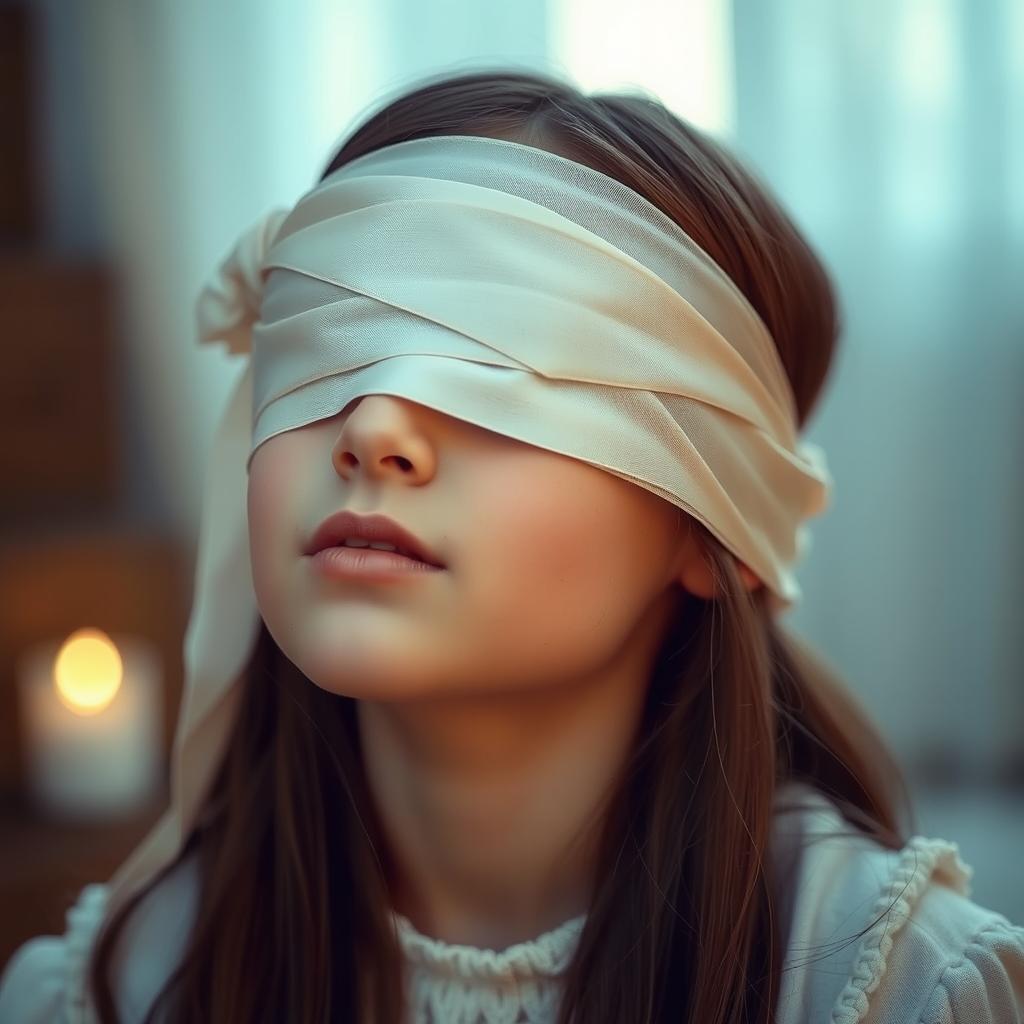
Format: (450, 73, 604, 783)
(53, 628, 123, 716)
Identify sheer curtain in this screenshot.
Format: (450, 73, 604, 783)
(65, 0, 1022, 774)
(73, 0, 551, 535)
(71, 0, 382, 531)
(729, 0, 1024, 775)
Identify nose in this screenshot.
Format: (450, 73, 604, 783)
(330, 394, 438, 485)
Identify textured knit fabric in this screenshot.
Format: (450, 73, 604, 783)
(393, 907, 586, 1023)
(1, 782, 1021, 1023)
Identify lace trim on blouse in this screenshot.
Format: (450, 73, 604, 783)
(391, 909, 588, 1024)
(65, 882, 109, 1024)
(828, 835, 974, 1023)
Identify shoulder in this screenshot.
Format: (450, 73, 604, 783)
(0, 883, 108, 1023)
(0, 851, 201, 1024)
(770, 781, 1024, 1024)
(878, 882, 1024, 1023)
(0, 937, 70, 1023)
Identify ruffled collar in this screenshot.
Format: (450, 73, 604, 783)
(390, 908, 587, 1023)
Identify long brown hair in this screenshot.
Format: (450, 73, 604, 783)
(89, 68, 916, 1023)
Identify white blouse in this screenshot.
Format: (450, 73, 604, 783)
(1, 782, 1022, 1023)
(394, 906, 585, 1023)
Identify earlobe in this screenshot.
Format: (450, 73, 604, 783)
(738, 563, 762, 592)
(678, 558, 717, 600)
(673, 517, 761, 598)
(678, 553, 762, 599)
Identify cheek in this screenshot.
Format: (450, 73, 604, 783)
(247, 463, 281, 551)
(247, 446, 306, 590)
(470, 537, 650, 687)
(249, 442, 308, 527)
(475, 469, 601, 577)
(479, 461, 664, 582)
(465, 463, 665, 641)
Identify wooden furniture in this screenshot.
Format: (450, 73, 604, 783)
(0, 3, 192, 977)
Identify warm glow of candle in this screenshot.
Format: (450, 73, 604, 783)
(53, 628, 123, 716)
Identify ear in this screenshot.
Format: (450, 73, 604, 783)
(677, 536, 762, 600)
(737, 562, 762, 593)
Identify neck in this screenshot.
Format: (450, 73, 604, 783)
(355, 647, 655, 951)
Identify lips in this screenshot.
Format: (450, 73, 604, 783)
(304, 510, 445, 569)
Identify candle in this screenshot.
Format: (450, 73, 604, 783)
(17, 627, 163, 821)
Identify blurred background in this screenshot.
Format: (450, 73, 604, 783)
(1, 0, 1021, 967)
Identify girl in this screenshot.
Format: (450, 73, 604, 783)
(1, 68, 1021, 1024)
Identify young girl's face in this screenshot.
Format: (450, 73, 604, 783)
(246, 393, 708, 701)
